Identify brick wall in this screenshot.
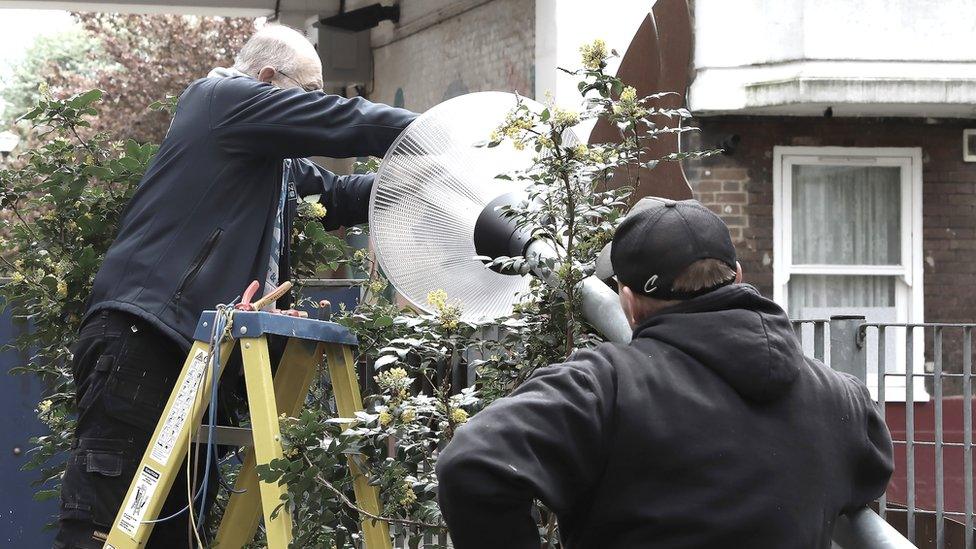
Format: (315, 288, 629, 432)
(368, 0, 535, 112)
(316, 0, 534, 193)
(684, 116, 976, 325)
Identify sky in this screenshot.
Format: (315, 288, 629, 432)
(0, 9, 76, 72)
(0, 9, 77, 115)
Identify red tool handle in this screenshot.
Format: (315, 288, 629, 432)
(236, 280, 261, 311)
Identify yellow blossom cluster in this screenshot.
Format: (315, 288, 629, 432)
(38, 399, 52, 414)
(426, 289, 448, 310)
(611, 85, 648, 119)
(427, 289, 461, 330)
(375, 367, 411, 401)
(441, 307, 460, 330)
(367, 278, 387, 294)
(399, 481, 417, 507)
(450, 407, 469, 424)
(297, 200, 328, 220)
(57, 280, 67, 299)
(492, 110, 535, 150)
(586, 145, 616, 164)
(308, 202, 327, 219)
(580, 39, 608, 70)
(378, 410, 393, 426)
(400, 407, 417, 423)
(620, 86, 637, 103)
(551, 108, 580, 128)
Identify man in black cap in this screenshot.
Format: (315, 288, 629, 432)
(436, 198, 893, 548)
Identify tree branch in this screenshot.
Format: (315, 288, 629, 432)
(302, 454, 446, 532)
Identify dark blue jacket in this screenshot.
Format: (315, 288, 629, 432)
(84, 75, 417, 349)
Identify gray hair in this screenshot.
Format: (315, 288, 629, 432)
(233, 24, 319, 80)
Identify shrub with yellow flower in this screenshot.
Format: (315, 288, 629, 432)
(400, 407, 417, 423)
(398, 481, 417, 508)
(450, 407, 469, 424)
(367, 278, 388, 294)
(580, 38, 609, 70)
(298, 200, 328, 219)
(552, 107, 580, 128)
(427, 290, 462, 331)
(611, 85, 648, 119)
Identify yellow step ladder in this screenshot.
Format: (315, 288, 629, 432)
(103, 309, 391, 549)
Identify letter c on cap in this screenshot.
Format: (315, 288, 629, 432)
(644, 275, 659, 294)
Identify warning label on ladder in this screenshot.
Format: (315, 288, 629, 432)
(117, 465, 161, 537)
(150, 348, 209, 466)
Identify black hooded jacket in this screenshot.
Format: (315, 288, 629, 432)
(83, 75, 417, 349)
(436, 284, 893, 549)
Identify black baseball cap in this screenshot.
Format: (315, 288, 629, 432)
(595, 197, 737, 300)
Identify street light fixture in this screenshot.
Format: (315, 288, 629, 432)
(0, 131, 20, 163)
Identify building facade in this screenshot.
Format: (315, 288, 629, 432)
(344, 0, 975, 370)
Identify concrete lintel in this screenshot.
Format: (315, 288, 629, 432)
(747, 77, 976, 108)
(0, 0, 335, 18)
(0, 0, 273, 16)
(690, 60, 976, 118)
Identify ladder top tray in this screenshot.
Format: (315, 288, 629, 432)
(193, 310, 358, 346)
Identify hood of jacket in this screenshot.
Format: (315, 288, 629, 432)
(632, 284, 802, 402)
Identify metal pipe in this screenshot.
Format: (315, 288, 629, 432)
(964, 327, 973, 549)
(524, 239, 631, 344)
(830, 316, 867, 382)
(815, 321, 825, 362)
(878, 325, 887, 520)
(934, 328, 944, 549)
(832, 507, 918, 549)
(907, 327, 916, 543)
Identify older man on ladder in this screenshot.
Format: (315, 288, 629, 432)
(55, 24, 417, 549)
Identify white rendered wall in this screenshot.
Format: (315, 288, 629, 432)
(535, 0, 653, 139)
(690, 0, 976, 117)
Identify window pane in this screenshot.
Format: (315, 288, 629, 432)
(788, 274, 895, 319)
(791, 165, 901, 265)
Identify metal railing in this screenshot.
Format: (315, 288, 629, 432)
(795, 316, 976, 549)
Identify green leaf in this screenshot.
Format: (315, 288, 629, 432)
(373, 354, 399, 369)
(611, 80, 623, 98)
(67, 89, 103, 109)
(19, 107, 43, 121)
(118, 156, 141, 171)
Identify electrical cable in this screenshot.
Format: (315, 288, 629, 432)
(139, 489, 205, 524)
(138, 300, 239, 538)
(196, 304, 235, 525)
(187, 416, 202, 547)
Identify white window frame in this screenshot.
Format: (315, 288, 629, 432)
(773, 146, 924, 401)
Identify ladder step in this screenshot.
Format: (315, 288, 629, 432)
(193, 425, 253, 447)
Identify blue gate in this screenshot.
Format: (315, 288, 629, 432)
(0, 280, 362, 546)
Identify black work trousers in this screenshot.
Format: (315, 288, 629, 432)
(54, 310, 227, 549)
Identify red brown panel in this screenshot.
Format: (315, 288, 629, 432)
(588, 0, 694, 201)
